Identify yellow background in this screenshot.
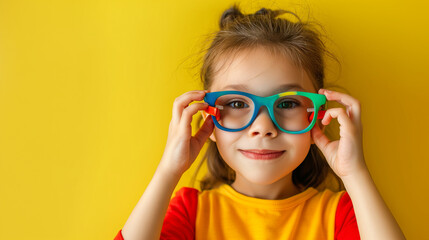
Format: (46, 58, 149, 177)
(0, 0, 428, 239)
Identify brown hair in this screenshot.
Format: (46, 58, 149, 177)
(190, 4, 344, 192)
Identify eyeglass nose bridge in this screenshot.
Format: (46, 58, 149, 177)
(249, 96, 281, 129)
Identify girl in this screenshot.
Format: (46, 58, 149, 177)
(115, 5, 405, 240)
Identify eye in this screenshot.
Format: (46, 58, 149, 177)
(277, 100, 300, 109)
(227, 100, 249, 109)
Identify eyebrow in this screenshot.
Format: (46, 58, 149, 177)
(221, 83, 306, 92)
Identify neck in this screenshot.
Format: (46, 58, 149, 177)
(230, 173, 303, 200)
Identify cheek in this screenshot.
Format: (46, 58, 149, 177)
(300, 137, 313, 159)
(284, 132, 312, 155)
(214, 129, 240, 148)
(213, 129, 242, 165)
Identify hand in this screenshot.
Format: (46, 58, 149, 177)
(310, 89, 367, 178)
(158, 90, 214, 177)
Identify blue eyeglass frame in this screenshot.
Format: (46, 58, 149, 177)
(203, 90, 326, 134)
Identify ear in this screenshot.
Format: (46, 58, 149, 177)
(201, 111, 217, 142)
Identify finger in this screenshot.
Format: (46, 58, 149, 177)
(179, 102, 210, 132)
(321, 107, 358, 137)
(172, 90, 207, 122)
(193, 116, 214, 148)
(311, 122, 331, 156)
(319, 89, 361, 128)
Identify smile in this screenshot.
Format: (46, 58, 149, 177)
(239, 149, 286, 160)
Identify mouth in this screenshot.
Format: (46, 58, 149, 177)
(239, 149, 286, 160)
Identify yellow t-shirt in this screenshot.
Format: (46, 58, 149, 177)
(196, 184, 345, 240)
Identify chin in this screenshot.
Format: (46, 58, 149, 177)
(239, 170, 291, 186)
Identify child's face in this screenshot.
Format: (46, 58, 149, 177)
(207, 46, 317, 186)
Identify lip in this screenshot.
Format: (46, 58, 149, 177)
(239, 149, 285, 160)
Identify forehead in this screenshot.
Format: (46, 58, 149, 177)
(210, 46, 316, 95)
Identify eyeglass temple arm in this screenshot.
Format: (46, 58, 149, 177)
(204, 105, 222, 121)
(308, 108, 326, 121)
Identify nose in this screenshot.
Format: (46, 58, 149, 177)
(248, 106, 278, 138)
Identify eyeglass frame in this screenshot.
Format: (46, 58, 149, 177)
(203, 90, 327, 134)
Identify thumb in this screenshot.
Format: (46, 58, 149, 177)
(194, 116, 214, 147)
(311, 123, 330, 156)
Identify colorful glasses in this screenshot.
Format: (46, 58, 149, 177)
(204, 91, 326, 134)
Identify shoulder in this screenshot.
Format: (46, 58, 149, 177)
(172, 187, 199, 200)
(168, 187, 199, 215)
(335, 191, 356, 224)
(315, 187, 345, 199)
(306, 187, 345, 211)
(334, 191, 361, 239)
(160, 187, 200, 239)
(306, 188, 360, 239)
